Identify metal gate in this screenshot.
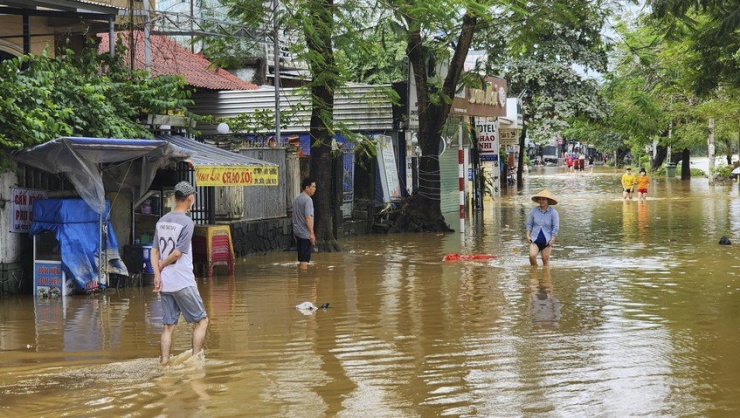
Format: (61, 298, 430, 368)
(176, 162, 214, 225)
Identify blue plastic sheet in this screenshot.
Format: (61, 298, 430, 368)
(30, 199, 126, 293)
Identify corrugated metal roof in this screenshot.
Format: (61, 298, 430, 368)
(158, 135, 276, 167)
(189, 84, 394, 134)
(0, 0, 121, 14)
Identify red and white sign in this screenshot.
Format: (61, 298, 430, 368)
(11, 188, 47, 233)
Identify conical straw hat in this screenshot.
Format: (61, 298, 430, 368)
(531, 189, 557, 205)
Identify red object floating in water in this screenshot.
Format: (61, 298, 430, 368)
(442, 253, 496, 262)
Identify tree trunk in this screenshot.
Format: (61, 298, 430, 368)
(616, 148, 628, 167)
(652, 145, 667, 170)
(681, 148, 691, 180)
(305, 0, 340, 251)
(724, 137, 732, 165)
(392, 13, 478, 232)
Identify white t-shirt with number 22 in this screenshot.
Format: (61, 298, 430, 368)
(153, 211, 195, 293)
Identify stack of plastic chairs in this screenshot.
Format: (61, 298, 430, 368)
(193, 225, 235, 276)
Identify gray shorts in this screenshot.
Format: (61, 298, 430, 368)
(161, 286, 207, 325)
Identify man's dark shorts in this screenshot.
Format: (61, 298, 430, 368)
(296, 237, 312, 263)
(161, 286, 207, 325)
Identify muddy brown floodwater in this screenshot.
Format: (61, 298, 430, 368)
(3, 167, 740, 417)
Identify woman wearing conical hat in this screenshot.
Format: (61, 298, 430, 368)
(526, 189, 560, 266)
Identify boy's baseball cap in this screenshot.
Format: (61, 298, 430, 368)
(174, 181, 196, 196)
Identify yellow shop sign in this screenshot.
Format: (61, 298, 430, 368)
(195, 166, 279, 186)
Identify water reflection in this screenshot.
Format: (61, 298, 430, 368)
(5, 168, 740, 415)
(622, 199, 636, 244)
(637, 200, 649, 243)
(529, 267, 561, 327)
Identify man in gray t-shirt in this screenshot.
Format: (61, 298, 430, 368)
(151, 181, 208, 366)
(292, 177, 316, 269)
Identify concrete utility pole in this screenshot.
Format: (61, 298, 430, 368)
(667, 121, 672, 163)
(129, 0, 135, 71)
(273, 0, 281, 145)
(144, 0, 151, 74)
(708, 118, 716, 186)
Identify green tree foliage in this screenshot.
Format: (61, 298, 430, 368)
(570, 11, 740, 176)
(479, 0, 615, 186)
(381, 0, 494, 232)
(222, 0, 350, 249)
(698, 90, 740, 163)
(647, 0, 740, 95)
(201, 105, 306, 144)
(334, 20, 407, 84)
(0, 41, 192, 168)
(599, 20, 673, 158)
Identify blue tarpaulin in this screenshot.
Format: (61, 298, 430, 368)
(30, 199, 127, 293)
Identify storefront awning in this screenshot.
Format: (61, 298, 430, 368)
(13, 135, 279, 214)
(157, 135, 279, 187)
(13, 137, 191, 214)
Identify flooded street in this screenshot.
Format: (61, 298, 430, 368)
(4, 166, 740, 417)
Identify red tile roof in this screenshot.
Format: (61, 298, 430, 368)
(98, 31, 258, 91)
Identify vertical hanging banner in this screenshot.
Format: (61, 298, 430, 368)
(405, 132, 416, 195)
(11, 188, 47, 233)
(374, 135, 402, 202)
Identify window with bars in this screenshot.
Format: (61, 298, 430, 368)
(17, 164, 75, 193)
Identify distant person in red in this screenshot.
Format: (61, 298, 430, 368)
(565, 155, 573, 171)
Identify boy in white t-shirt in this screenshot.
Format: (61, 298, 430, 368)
(151, 181, 209, 366)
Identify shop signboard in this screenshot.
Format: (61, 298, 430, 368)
(451, 76, 508, 118)
(195, 166, 279, 186)
(11, 188, 46, 233)
(475, 118, 499, 162)
(34, 261, 69, 299)
(500, 129, 519, 147)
